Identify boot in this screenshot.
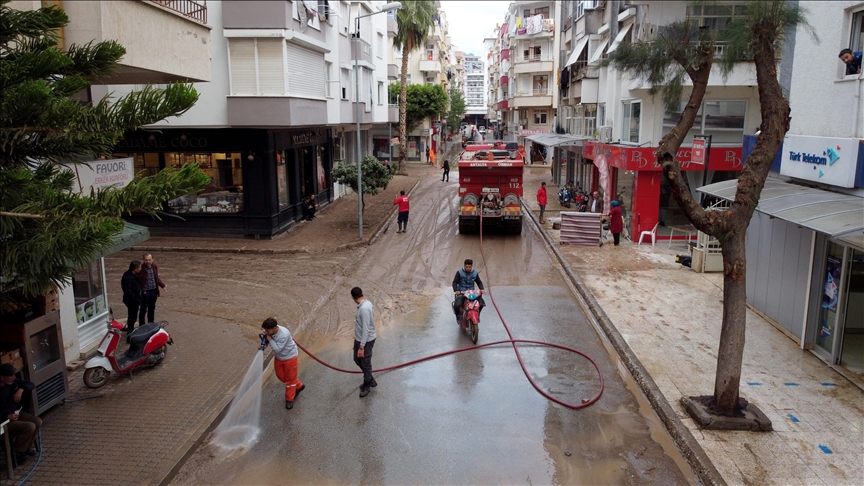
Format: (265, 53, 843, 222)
(402, 223, 407, 233)
(396, 223, 402, 233)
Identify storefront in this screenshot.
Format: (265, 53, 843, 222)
(583, 141, 744, 238)
(701, 134, 864, 381)
(114, 127, 332, 237)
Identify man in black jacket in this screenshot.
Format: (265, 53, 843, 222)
(122, 260, 143, 334)
(0, 363, 40, 463)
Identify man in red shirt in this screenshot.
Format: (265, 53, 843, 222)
(537, 182, 548, 224)
(393, 190, 410, 233)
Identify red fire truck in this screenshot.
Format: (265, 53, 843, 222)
(457, 148, 525, 235)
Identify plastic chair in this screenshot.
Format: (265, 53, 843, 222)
(638, 222, 659, 246)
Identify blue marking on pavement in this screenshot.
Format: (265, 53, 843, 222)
(787, 414, 800, 423)
(784, 382, 800, 386)
(820, 383, 836, 387)
(747, 382, 762, 386)
(818, 445, 833, 454)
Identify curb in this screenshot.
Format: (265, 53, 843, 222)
(523, 204, 727, 486)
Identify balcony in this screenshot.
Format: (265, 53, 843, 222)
(514, 18, 554, 38)
(499, 75, 509, 86)
(419, 59, 442, 73)
(63, 0, 211, 83)
(501, 49, 510, 61)
(497, 100, 509, 110)
(387, 17, 398, 37)
(510, 89, 552, 108)
(388, 63, 399, 80)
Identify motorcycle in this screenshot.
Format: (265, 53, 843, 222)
(558, 187, 573, 208)
(453, 290, 483, 344)
(574, 193, 589, 212)
(83, 320, 173, 388)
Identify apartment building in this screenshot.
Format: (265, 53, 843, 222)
(464, 52, 486, 126)
(487, 1, 560, 156)
(702, 1, 863, 383)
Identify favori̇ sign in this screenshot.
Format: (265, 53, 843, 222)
(70, 157, 136, 193)
(779, 135, 859, 188)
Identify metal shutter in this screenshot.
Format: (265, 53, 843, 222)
(257, 38, 285, 95)
(286, 44, 325, 98)
(229, 39, 256, 95)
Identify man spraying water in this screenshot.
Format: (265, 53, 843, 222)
(261, 318, 305, 410)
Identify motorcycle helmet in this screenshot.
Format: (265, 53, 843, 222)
(468, 292, 478, 301)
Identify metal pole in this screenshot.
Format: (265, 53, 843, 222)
(355, 16, 363, 240)
(699, 134, 712, 207)
(388, 122, 392, 167)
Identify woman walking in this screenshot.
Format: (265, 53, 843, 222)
(609, 200, 624, 246)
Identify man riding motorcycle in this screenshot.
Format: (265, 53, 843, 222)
(452, 259, 486, 323)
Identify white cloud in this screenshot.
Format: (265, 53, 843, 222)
(439, 0, 510, 58)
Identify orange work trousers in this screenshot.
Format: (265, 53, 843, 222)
(274, 356, 303, 401)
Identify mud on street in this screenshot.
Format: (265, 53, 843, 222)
(105, 165, 694, 485)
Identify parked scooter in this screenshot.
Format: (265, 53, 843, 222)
(454, 290, 483, 344)
(83, 320, 172, 388)
(558, 187, 573, 208)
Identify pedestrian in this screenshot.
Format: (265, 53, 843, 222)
(609, 200, 624, 246)
(429, 147, 435, 166)
(393, 190, 410, 233)
(425, 147, 430, 163)
(261, 318, 305, 410)
(121, 260, 143, 334)
(442, 158, 450, 182)
(537, 182, 548, 224)
(137, 253, 167, 325)
(351, 287, 377, 398)
(0, 363, 41, 464)
(589, 190, 604, 214)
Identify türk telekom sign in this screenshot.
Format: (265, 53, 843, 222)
(70, 157, 135, 194)
(779, 135, 860, 188)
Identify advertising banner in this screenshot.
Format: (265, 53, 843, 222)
(779, 134, 859, 188)
(70, 157, 135, 194)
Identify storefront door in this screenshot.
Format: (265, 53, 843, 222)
(812, 239, 863, 371)
(839, 249, 864, 373)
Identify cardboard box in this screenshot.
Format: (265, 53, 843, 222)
(12, 356, 24, 372)
(0, 351, 12, 364)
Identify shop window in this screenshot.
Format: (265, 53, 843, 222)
(622, 100, 641, 143)
(73, 260, 106, 325)
(165, 152, 244, 214)
(277, 151, 289, 210)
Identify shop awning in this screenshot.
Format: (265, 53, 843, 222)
(564, 36, 590, 67)
(607, 22, 633, 55)
(94, 222, 151, 259)
(698, 179, 864, 238)
(525, 133, 586, 148)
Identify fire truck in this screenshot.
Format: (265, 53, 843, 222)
(457, 147, 525, 235)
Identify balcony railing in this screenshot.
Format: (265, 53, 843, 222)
(513, 89, 551, 97)
(150, 0, 207, 24)
(519, 53, 553, 63)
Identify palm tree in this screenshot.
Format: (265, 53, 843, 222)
(392, 0, 437, 173)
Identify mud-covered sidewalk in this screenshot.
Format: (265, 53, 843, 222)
(521, 169, 863, 486)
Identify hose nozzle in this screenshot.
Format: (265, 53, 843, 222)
(258, 333, 269, 351)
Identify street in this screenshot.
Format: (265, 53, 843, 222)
(169, 173, 693, 485)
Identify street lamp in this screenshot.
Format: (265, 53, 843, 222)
(354, 1, 401, 239)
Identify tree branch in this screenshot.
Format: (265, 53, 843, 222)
(0, 210, 45, 219)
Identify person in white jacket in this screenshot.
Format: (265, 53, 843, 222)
(262, 318, 305, 410)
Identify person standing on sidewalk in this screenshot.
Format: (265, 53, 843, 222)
(393, 190, 410, 233)
(261, 318, 305, 410)
(0, 363, 41, 463)
(137, 253, 167, 325)
(442, 158, 450, 182)
(589, 190, 604, 214)
(609, 200, 624, 246)
(352, 287, 377, 398)
(121, 260, 143, 334)
(429, 147, 435, 166)
(537, 182, 548, 224)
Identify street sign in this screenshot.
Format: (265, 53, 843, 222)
(691, 138, 706, 165)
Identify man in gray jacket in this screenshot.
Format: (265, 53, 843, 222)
(352, 287, 377, 397)
(262, 318, 305, 410)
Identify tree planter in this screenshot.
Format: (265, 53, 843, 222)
(681, 395, 772, 431)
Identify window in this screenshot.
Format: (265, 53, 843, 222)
(523, 9, 530, 17)
(73, 260, 106, 325)
(622, 100, 641, 143)
(286, 44, 326, 98)
(597, 103, 606, 129)
(685, 3, 747, 31)
(277, 151, 289, 210)
(292, 0, 321, 30)
(849, 10, 864, 67)
(378, 82, 384, 105)
(427, 48, 435, 60)
(534, 109, 548, 125)
(341, 68, 350, 100)
(532, 75, 548, 94)
(377, 33, 384, 58)
(523, 46, 542, 61)
(662, 100, 746, 144)
(228, 38, 285, 95)
(534, 7, 550, 19)
(325, 61, 333, 97)
(406, 74, 412, 85)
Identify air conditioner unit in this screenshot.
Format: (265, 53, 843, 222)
(599, 126, 612, 143)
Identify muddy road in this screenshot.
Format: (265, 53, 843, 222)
(155, 173, 693, 485)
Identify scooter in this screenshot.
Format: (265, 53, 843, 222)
(558, 187, 573, 208)
(454, 290, 483, 344)
(83, 319, 173, 388)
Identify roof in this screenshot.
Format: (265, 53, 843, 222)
(94, 222, 151, 259)
(698, 178, 864, 238)
(524, 133, 586, 148)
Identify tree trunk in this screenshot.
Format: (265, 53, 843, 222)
(713, 229, 747, 413)
(398, 43, 410, 174)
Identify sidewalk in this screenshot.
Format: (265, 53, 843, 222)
(522, 169, 864, 486)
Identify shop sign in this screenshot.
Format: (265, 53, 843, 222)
(691, 139, 706, 165)
(521, 129, 549, 136)
(117, 135, 210, 149)
(779, 134, 859, 188)
(422, 129, 430, 136)
(70, 157, 135, 193)
(583, 141, 743, 171)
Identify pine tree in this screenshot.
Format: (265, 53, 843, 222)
(0, 1, 209, 297)
(605, 0, 814, 418)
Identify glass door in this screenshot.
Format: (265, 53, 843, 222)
(839, 249, 864, 373)
(814, 242, 846, 360)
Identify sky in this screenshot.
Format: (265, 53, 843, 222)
(439, 1, 511, 59)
